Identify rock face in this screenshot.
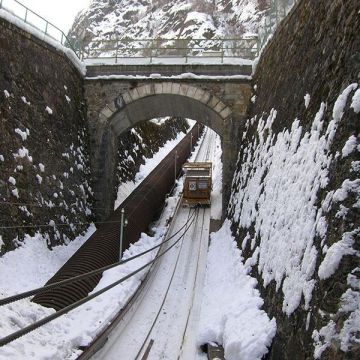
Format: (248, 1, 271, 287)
(0, 16, 189, 256)
(0, 17, 93, 254)
(228, 0, 359, 359)
(70, 0, 264, 50)
(114, 117, 189, 193)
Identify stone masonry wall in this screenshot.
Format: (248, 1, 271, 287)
(229, 0, 359, 359)
(0, 17, 93, 254)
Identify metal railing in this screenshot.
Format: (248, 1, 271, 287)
(82, 37, 260, 63)
(0, 0, 80, 57)
(0, 0, 299, 63)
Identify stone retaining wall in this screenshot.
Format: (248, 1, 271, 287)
(229, 0, 359, 358)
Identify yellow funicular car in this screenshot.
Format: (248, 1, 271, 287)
(182, 162, 212, 207)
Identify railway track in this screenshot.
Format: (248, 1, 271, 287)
(88, 128, 215, 360)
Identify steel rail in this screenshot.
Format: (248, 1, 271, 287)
(134, 207, 201, 360)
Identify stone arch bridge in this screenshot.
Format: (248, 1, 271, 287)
(85, 63, 253, 219)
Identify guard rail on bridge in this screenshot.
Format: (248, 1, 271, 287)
(0, 0, 298, 64)
(81, 37, 260, 64)
(0, 0, 80, 56)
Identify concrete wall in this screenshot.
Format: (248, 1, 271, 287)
(0, 17, 93, 253)
(229, 0, 359, 358)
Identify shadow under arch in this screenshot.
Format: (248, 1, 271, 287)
(93, 84, 233, 220)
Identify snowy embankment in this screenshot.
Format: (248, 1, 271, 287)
(114, 121, 195, 208)
(195, 131, 275, 359)
(198, 221, 276, 360)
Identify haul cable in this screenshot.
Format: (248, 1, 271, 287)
(0, 207, 197, 307)
(0, 208, 198, 347)
(134, 208, 202, 360)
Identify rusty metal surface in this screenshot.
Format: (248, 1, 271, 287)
(32, 124, 203, 310)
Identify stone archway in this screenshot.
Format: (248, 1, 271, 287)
(88, 82, 247, 220)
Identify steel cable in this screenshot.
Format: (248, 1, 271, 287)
(0, 208, 199, 347)
(0, 207, 196, 307)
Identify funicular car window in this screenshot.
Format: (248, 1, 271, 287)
(189, 181, 197, 191)
(198, 181, 208, 189)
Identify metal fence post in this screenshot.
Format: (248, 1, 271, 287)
(175, 150, 178, 181)
(0, 0, 3, 9)
(119, 208, 125, 259)
(24, 8, 28, 23)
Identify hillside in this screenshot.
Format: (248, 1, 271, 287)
(70, 0, 266, 52)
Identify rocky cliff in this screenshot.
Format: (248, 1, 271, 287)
(70, 0, 266, 51)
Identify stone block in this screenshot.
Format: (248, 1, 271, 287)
(137, 84, 153, 98)
(122, 92, 132, 104)
(208, 95, 220, 109)
(171, 82, 180, 94)
(213, 100, 227, 114)
(199, 91, 211, 104)
(162, 82, 172, 93)
(154, 83, 163, 94)
(179, 84, 189, 97)
(186, 86, 197, 98)
(193, 88, 205, 102)
(220, 107, 232, 119)
(129, 88, 140, 101)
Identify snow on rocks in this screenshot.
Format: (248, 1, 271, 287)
(21, 96, 30, 105)
(228, 83, 359, 316)
(318, 230, 359, 280)
(3, 89, 10, 98)
(350, 88, 360, 113)
(38, 163, 45, 172)
(14, 128, 30, 141)
(8, 176, 16, 185)
(45, 106, 53, 115)
(13, 147, 33, 162)
(304, 93, 311, 108)
(114, 129, 187, 209)
(342, 135, 359, 157)
(0, 155, 4, 161)
(198, 220, 276, 360)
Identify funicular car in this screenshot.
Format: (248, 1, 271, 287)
(182, 162, 212, 206)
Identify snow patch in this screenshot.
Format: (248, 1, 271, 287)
(8, 177, 16, 185)
(318, 230, 359, 280)
(21, 96, 30, 105)
(3, 89, 10, 98)
(304, 93, 311, 108)
(13, 147, 33, 162)
(38, 163, 45, 172)
(342, 135, 359, 157)
(14, 128, 30, 141)
(350, 88, 360, 113)
(45, 106, 53, 115)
